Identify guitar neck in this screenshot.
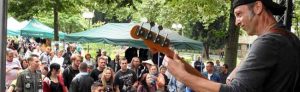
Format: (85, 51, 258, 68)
(163, 48, 206, 78)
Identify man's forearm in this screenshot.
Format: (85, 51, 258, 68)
(180, 72, 221, 92)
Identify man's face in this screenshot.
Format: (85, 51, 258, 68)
(57, 52, 63, 57)
(160, 68, 167, 74)
(206, 63, 214, 73)
(120, 60, 128, 70)
(70, 46, 75, 52)
(149, 66, 158, 74)
(29, 57, 41, 70)
(6, 53, 14, 62)
(46, 48, 51, 54)
(234, 4, 258, 36)
(98, 59, 106, 69)
(132, 58, 140, 66)
(73, 57, 82, 68)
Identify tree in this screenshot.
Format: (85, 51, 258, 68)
(293, 0, 300, 37)
(224, 0, 240, 72)
(8, 0, 85, 40)
(191, 16, 227, 59)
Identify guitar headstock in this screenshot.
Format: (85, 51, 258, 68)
(130, 23, 172, 55)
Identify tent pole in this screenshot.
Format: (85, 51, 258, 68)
(88, 43, 90, 53)
(158, 52, 160, 67)
(0, 0, 7, 91)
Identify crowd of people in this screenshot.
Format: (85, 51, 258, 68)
(5, 37, 227, 92)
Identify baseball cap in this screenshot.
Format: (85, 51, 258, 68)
(233, 0, 286, 15)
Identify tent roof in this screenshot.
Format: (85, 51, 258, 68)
(66, 23, 203, 50)
(20, 19, 66, 39)
(7, 17, 28, 36)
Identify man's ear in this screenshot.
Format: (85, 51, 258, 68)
(254, 1, 263, 15)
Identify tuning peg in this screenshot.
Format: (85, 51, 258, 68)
(145, 30, 152, 40)
(162, 33, 169, 47)
(154, 25, 163, 43)
(158, 25, 163, 31)
(150, 21, 155, 27)
(137, 23, 145, 36)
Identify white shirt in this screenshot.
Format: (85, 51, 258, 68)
(208, 73, 213, 80)
(6, 58, 21, 86)
(51, 56, 64, 69)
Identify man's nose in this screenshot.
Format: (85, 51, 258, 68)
(235, 18, 241, 26)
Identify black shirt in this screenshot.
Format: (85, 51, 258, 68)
(62, 66, 79, 89)
(220, 27, 300, 92)
(114, 69, 137, 92)
(90, 68, 103, 81)
(50, 81, 63, 92)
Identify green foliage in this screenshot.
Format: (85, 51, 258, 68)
(293, 0, 300, 37)
(8, 0, 93, 34)
(8, 0, 84, 20)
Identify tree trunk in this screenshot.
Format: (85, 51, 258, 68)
(224, 0, 239, 72)
(53, 0, 59, 41)
(283, 0, 293, 31)
(203, 43, 210, 60)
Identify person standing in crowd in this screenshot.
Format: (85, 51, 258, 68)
(219, 64, 230, 84)
(40, 47, 51, 66)
(17, 43, 27, 58)
(114, 57, 138, 92)
(214, 60, 222, 73)
(40, 65, 49, 79)
(167, 74, 186, 92)
(128, 57, 143, 78)
(137, 74, 158, 92)
(100, 67, 115, 92)
(32, 46, 42, 56)
(90, 57, 107, 81)
(91, 82, 104, 92)
(69, 62, 94, 92)
(62, 46, 72, 68)
(6, 50, 22, 89)
(111, 54, 121, 72)
(16, 54, 43, 92)
(53, 43, 60, 55)
(139, 59, 155, 81)
(160, 66, 169, 92)
(83, 53, 96, 69)
(62, 54, 81, 89)
(43, 63, 68, 92)
(202, 61, 221, 82)
(20, 59, 29, 69)
(148, 65, 166, 91)
(24, 46, 33, 59)
(95, 49, 102, 66)
(193, 56, 204, 73)
(7, 70, 23, 92)
(101, 50, 111, 63)
(51, 50, 64, 70)
(49, 51, 55, 61)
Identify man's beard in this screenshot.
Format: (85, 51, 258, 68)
(247, 10, 257, 35)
